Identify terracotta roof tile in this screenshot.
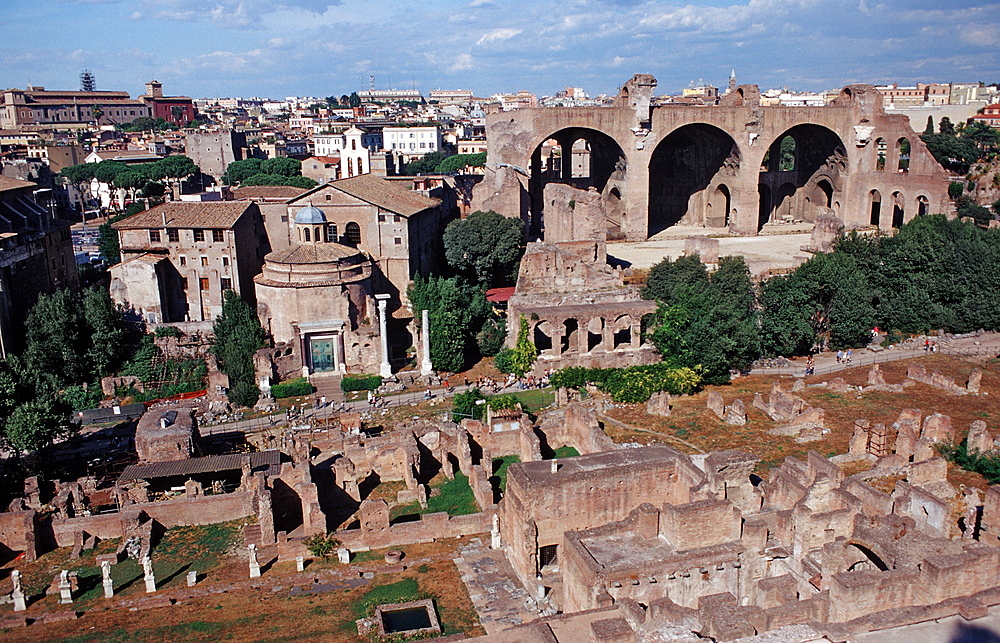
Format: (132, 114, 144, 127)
(112, 201, 255, 230)
(0, 176, 36, 193)
(295, 174, 439, 217)
(232, 185, 308, 201)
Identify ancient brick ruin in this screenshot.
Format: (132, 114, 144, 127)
(477, 73, 951, 240)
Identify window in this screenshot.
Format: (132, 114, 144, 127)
(345, 221, 361, 245)
(201, 256, 208, 266)
(222, 256, 229, 267)
(221, 278, 232, 291)
(394, 237, 402, 245)
(200, 277, 209, 290)
(179, 256, 187, 266)
(378, 214, 386, 223)
(149, 229, 161, 242)
(212, 229, 224, 242)
(303, 227, 311, 242)
(325, 224, 337, 242)
(325, 194, 331, 201)
(193, 229, 204, 242)
(180, 277, 188, 290)
(420, 142, 425, 149)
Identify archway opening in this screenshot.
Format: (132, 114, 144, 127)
(758, 124, 847, 226)
(846, 543, 889, 572)
(529, 127, 627, 239)
(875, 138, 886, 172)
(917, 195, 929, 216)
(896, 138, 910, 173)
(870, 190, 882, 227)
(892, 192, 905, 228)
(647, 123, 740, 236)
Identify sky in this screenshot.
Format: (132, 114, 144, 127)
(0, 0, 997, 100)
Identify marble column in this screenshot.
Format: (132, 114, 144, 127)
(420, 308, 434, 376)
(376, 294, 392, 378)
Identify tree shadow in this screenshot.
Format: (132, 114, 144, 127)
(950, 623, 1000, 643)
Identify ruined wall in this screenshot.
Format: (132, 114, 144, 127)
(0, 510, 37, 561)
(480, 76, 950, 240)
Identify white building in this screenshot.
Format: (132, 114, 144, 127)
(382, 125, 442, 161)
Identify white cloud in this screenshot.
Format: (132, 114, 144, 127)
(450, 53, 474, 72)
(476, 28, 521, 46)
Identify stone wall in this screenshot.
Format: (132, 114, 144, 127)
(0, 511, 37, 561)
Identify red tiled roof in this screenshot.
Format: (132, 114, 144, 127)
(112, 201, 255, 230)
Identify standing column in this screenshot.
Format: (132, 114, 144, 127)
(420, 308, 434, 376)
(376, 294, 392, 378)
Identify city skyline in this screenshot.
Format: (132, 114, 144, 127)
(1, 0, 997, 100)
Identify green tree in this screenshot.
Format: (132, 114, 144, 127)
(409, 275, 492, 371)
(5, 398, 73, 454)
(212, 290, 267, 408)
(260, 157, 301, 177)
(158, 155, 200, 197)
(940, 116, 955, 136)
(644, 256, 760, 384)
(241, 173, 317, 189)
(349, 92, 361, 107)
(508, 315, 537, 377)
(924, 115, 934, 136)
(59, 163, 95, 214)
(759, 274, 818, 356)
(82, 287, 127, 380)
(22, 289, 85, 392)
(222, 158, 264, 185)
(113, 169, 147, 203)
(435, 152, 486, 174)
(404, 151, 449, 176)
(949, 181, 965, 199)
(442, 210, 525, 288)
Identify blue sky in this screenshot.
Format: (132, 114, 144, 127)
(1, 0, 997, 100)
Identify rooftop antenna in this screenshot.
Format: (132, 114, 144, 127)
(369, 75, 375, 91)
(80, 70, 96, 92)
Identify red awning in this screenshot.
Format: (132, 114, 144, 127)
(485, 287, 515, 303)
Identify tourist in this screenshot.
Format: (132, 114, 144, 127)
(836, 350, 844, 363)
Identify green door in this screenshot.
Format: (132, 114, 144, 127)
(310, 338, 335, 373)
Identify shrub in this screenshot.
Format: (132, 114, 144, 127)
(493, 348, 515, 374)
(154, 325, 183, 338)
(452, 387, 486, 422)
(549, 363, 702, 403)
(60, 384, 103, 412)
(487, 394, 520, 411)
(340, 374, 383, 392)
(270, 377, 313, 398)
(304, 532, 340, 558)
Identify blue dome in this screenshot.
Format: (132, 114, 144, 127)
(294, 204, 326, 224)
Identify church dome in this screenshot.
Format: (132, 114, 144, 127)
(294, 204, 326, 224)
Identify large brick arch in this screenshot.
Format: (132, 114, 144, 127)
(481, 75, 951, 239)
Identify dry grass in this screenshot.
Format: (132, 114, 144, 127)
(1, 538, 483, 643)
(603, 354, 1000, 491)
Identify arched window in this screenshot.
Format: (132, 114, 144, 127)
(303, 227, 311, 242)
(874, 138, 886, 172)
(347, 158, 354, 177)
(325, 223, 338, 242)
(778, 135, 796, 171)
(917, 195, 929, 216)
(345, 221, 361, 245)
(896, 138, 910, 172)
(351, 139, 357, 150)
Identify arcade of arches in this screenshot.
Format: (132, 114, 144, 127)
(482, 75, 951, 240)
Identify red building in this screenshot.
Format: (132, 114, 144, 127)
(140, 80, 196, 126)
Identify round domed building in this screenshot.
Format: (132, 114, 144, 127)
(254, 204, 381, 376)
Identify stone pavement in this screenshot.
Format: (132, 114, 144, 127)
(455, 537, 537, 634)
